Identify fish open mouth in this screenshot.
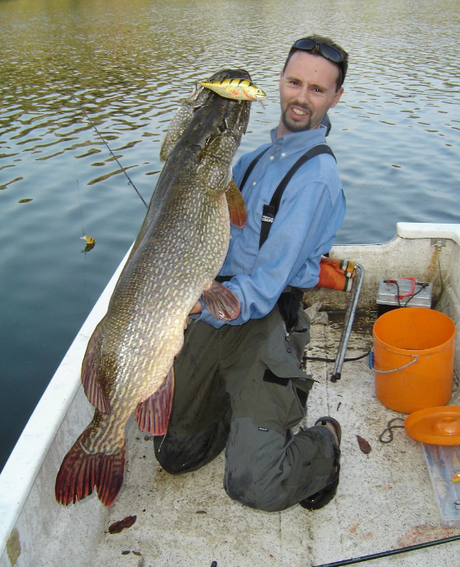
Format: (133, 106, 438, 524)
(159, 68, 253, 162)
(204, 68, 252, 88)
(183, 69, 252, 149)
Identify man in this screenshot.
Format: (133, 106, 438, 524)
(154, 35, 349, 512)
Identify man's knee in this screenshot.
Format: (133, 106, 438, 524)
(224, 420, 292, 512)
(154, 424, 230, 475)
(224, 466, 287, 512)
(223, 418, 335, 512)
(153, 436, 187, 475)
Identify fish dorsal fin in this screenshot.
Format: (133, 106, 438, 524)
(135, 367, 174, 436)
(81, 318, 110, 413)
(202, 280, 241, 321)
(226, 180, 247, 228)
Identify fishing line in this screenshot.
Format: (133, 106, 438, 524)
(72, 94, 148, 209)
(76, 179, 86, 236)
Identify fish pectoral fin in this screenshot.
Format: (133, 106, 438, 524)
(226, 180, 247, 228)
(81, 319, 110, 413)
(135, 367, 174, 436)
(202, 280, 241, 321)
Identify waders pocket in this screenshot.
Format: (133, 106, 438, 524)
(277, 289, 303, 330)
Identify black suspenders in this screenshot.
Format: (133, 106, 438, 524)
(239, 144, 336, 248)
(239, 146, 270, 190)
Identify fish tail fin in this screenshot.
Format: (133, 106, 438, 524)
(55, 431, 126, 507)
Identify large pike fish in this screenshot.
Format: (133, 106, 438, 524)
(55, 69, 252, 506)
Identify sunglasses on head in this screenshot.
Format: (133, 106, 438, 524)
(292, 38, 343, 65)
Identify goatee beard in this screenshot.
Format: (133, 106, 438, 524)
(281, 104, 313, 133)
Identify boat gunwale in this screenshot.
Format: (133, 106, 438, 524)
(0, 247, 133, 553)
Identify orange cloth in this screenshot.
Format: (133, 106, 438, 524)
(316, 257, 355, 291)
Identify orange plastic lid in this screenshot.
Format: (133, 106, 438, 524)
(405, 406, 460, 445)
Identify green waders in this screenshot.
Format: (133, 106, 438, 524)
(154, 299, 338, 512)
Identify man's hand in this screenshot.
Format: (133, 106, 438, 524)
(189, 300, 202, 316)
(183, 300, 202, 332)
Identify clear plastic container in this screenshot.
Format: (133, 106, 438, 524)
(423, 443, 460, 528)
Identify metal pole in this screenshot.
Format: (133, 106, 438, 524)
(331, 263, 365, 382)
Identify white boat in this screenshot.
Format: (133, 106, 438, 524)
(1, 222, 460, 567)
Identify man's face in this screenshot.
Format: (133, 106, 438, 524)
(278, 50, 344, 138)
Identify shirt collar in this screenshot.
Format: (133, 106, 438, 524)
(269, 124, 327, 157)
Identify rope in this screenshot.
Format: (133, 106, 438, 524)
(378, 418, 405, 443)
(304, 349, 371, 364)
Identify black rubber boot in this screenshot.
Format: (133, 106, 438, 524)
(300, 417, 341, 510)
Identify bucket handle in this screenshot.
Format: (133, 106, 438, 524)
(368, 350, 419, 374)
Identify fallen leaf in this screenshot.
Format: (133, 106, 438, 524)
(108, 515, 137, 534)
(356, 434, 372, 454)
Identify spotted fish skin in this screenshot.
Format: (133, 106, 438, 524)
(55, 69, 252, 507)
(159, 86, 198, 161)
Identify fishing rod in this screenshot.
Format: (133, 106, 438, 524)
(312, 533, 460, 567)
(72, 95, 148, 209)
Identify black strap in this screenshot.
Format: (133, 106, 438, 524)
(239, 146, 270, 191)
(268, 144, 334, 214)
(258, 144, 335, 248)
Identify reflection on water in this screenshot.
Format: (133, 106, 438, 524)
(1, 0, 460, 470)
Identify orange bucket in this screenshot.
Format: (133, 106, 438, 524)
(372, 308, 455, 414)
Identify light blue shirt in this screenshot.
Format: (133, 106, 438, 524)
(199, 124, 346, 328)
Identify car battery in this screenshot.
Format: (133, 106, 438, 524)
(377, 277, 433, 315)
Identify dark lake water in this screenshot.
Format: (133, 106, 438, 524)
(1, 0, 460, 471)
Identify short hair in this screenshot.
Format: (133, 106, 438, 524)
(283, 35, 349, 90)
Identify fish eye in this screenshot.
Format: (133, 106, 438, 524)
(219, 118, 228, 133)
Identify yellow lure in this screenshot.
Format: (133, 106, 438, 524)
(200, 78, 267, 101)
(80, 235, 96, 252)
(80, 235, 96, 245)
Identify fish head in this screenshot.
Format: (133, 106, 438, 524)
(184, 69, 252, 151)
(178, 70, 252, 191)
(161, 69, 252, 168)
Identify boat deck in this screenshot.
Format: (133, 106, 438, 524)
(78, 308, 460, 567)
(4, 225, 460, 567)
